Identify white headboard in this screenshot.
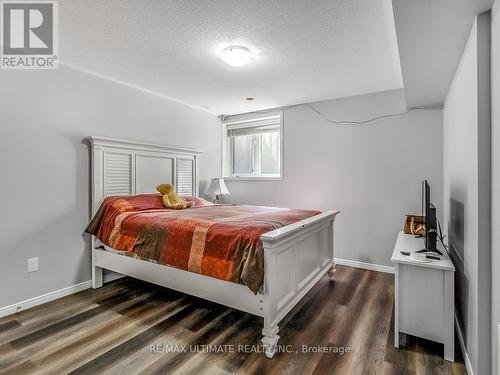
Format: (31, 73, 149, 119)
(88, 136, 201, 214)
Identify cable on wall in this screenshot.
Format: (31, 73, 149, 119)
(221, 103, 443, 126)
(304, 104, 442, 125)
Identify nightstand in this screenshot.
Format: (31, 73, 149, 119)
(391, 231, 455, 362)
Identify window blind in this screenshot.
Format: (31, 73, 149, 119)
(224, 114, 281, 137)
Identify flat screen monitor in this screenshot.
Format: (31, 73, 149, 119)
(418, 180, 441, 255)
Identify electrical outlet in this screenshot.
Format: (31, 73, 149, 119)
(27, 257, 39, 272)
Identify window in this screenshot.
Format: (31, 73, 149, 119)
(222, 112, 283, 179)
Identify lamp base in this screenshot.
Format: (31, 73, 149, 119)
(213, 195, 221, 204)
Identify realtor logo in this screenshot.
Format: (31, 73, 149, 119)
(1, 1, 58, 69)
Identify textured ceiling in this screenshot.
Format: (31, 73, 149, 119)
(60, 0, 403, 115)
(393, 0, 495, 107)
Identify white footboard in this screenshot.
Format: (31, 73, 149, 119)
(260, 210, 339, 357)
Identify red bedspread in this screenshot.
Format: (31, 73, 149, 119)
(86, 194, 320, 293)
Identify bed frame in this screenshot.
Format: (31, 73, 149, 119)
(88, 136, 339, 358)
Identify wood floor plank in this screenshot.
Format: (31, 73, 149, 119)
(0, 305, 120, 372)
(311, 271, 388, 375)
(0, 290, 157, 372)
(101, 307, 233, 375)
(32, 295, 190, 374)
(9, 293, 130, 349)
(68, 302, 202, 374)
(0, 267, 467, 375)
(0, 321, 20, 334)
(136, 309, 244, 374)
(0, 279, 141, 344)
(0, 359, 36, 375)
(173, 314, 256, 375)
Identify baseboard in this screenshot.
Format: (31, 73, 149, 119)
(334, 257, 395, 274)
(455, 313, 474, 375)
(0, 281, 91, 318)
(0, 272, 123, 319)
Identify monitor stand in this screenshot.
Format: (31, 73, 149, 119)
(415, 228, 442, 255)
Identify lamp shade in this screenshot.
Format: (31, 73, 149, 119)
(208, 178, 230, 196)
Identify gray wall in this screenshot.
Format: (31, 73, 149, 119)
(225, 89, 443, 268)
(492, 1, 500, 373)
(443, 13, 491, 375)
(0, 65, 220, 309)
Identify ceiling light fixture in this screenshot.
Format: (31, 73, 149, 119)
(220, 46, 254, 67)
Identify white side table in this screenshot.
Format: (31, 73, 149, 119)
(391, 231, 455, 362)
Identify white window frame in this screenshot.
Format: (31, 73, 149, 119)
(221, 111, 283, 180)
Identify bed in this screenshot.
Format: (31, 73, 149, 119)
(87, 136, 339, 358)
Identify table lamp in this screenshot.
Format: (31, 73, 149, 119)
(208, 178, 230, 204)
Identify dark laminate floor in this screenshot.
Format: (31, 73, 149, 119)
(0, 266, 466, 375)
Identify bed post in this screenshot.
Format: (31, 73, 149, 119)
(327, 265, 336, 281)
(262, 320, 279, 358)
(261, 246, 280, 358)
(89, 138, 103, 289)
(327, 220, 336, 281)
(91, 242, 103, 289)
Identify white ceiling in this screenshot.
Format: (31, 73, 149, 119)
(60, 0, 404, 115)
(393, 0, 495, 107)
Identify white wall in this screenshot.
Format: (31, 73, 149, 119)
(443, 14, 491, 375)
(0, 65, 220, 309)
(491, 1, 500, 374)
(225, 89, 443, 268)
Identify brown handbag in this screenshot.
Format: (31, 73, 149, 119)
(403, 214, 426, 236)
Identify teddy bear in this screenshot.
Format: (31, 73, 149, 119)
(156, 183, 193, 209)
